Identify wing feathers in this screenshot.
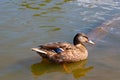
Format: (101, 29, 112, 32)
(31, 48, 47, 54)
(39, 42, 70, 49)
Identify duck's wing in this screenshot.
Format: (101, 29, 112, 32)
(32, 42, 73, 55)
(39, 42, 71, 49)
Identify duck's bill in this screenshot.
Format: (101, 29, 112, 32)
(88, 40, 95, 44)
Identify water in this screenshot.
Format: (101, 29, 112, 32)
(0, 0, 120, 80)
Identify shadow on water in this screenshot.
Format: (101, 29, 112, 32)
(31, 59, 93, 79)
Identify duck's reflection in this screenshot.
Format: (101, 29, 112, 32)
(31, 59, 93, 79)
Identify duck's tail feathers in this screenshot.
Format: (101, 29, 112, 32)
(31, 48, 47, 54)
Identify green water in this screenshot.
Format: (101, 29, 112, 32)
(0, 0, 120, 80)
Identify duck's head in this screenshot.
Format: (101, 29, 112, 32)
(73, 33, 95, 45)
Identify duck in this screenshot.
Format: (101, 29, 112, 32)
(31, 33, 95, 63)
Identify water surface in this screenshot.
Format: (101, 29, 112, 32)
(0, 0, 120, 80)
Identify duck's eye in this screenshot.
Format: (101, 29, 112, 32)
(79, 36, 84, 40)
(79, 36, 90, 43)
(83, 36, 88, 39)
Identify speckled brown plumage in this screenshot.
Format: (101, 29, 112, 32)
(31, 33, 94, 63)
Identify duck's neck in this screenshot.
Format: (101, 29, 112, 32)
(73, 40, 82, 45)
(73, 40, 85, 49)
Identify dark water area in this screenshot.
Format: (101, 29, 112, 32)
(0, 0, 120, 80)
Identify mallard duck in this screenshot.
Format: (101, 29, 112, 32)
(31, 33, 94, 63)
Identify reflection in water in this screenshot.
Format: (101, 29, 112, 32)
(31, 59, 93, 79)
(19, 0, 74, 15)
(39, 25, 61, 32)
(19, 0, 72, 11)
(77, 0, 117, 5)
(18, 0, 72, 32)
(88, 14, 120, 43)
